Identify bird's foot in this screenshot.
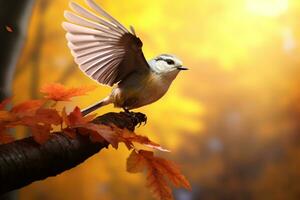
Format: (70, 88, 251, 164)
(122, 111, 147, 127)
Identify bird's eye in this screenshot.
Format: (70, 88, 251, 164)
(165, 59, 175, 65)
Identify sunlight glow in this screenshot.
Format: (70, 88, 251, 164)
(246, 0, 288, 17)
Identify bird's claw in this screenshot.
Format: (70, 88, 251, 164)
(134, 112, 147, 127)
(123, 111, 147, 127)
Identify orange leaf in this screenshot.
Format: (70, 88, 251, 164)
(35, 108, 62, 125)
(15, 108, 62, 127)
(40, 83, 96, 101)
(64, 108, 115, 144)
(140, 150, 191, 191)
(126, 150, 147, 173)
(66, 107, 95, 126)
(0, 98, 11, 110)
(127, 150, 191, 200)
(89, 130, 106, 143)
(77, 123, 119, 147)
(0, 111, 16, 122)
(68, 107, 84, 125)
(147, 168, 173, 200)
(31, 124, 52, 144)
(119, 129, 169, 152)
(152, 158, 191, 190)
(11, 99, 44, 115)
(83, 113, 97, 123)
(139, 151, 173, 200)
(61, 107, 70, 126)
(0, 128, 14, 144)
(63, 128, 77, 139)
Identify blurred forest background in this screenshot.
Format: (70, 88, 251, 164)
(5, 0, 300, 199)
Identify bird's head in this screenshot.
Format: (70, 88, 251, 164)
(149, 54, 188, 75)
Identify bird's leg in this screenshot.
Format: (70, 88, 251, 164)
(122, 108, 147, 126)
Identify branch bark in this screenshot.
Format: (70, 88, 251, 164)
(0, 111, 146, 195)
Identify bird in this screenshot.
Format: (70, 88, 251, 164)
(62, 0, 188, 116)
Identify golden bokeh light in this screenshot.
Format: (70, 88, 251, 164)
(246, 0, 288, 17)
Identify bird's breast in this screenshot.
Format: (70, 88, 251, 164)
(143, 73, 171, 98)
(112, 72, 173, 109)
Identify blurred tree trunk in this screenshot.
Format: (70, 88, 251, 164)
(0, 0, 35, 99)
(0, 0, 35, 199)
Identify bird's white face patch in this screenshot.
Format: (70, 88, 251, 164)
(149, 54, 183, 73)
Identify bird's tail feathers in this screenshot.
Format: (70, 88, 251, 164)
(81, 96, 112, 116)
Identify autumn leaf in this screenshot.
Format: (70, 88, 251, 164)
(76, 123, 118, 147)
(35, 108, 62, 125)
(0, 133, 14, 144)
(118, 129, 170, 152)
(11, 108, 61, 129)
(64, 106, 96, 126)
(127, 150, 147, 173)
(127, 150, 173, 200)
(127, 150, 191, 200)
(40, 83, 96, 101)
(30, 124, 52, 144)
(0, 128, 14, 144)
(62, 106, 106, 142)
(152, 157, 191, 190)
(67, 107, 85, 126)
(61, 106, 101, 140)
(0, 111, 16, 123)
(61, 107, 69, 126)
(11, 99, 45, 116)
(147, 168, 173, 200)
(6, 101, 60, 144)
(88, 129, 107, 143)
(74, 123, 168, 151)
(0, 98, 11, 110)
(73, 123, 169, 151)
(61, 107, 88, 127)
(62, 128, 77, 139)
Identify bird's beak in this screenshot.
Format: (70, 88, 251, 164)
(177, 66, 189, 70)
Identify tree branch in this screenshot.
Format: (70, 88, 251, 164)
(0, 111, 146, 195)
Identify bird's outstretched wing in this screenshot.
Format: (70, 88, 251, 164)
(62, 0, 149, 86)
